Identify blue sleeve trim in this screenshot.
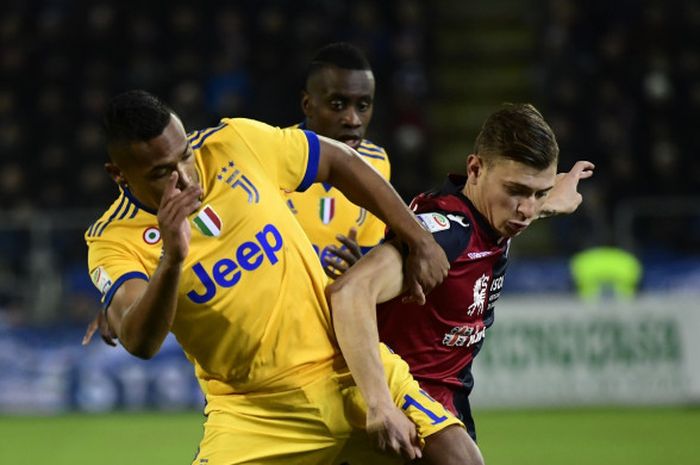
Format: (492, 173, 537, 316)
(190, 123, 226, 149)
(360, 245, 375, 255)
(357, 151, 387, 161)
(102, 271, 149, 310)
(359, 238, 384, 256)
(297, 130, 320, 192)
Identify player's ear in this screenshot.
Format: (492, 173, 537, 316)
(105, 162, 126, 187)
(301, 90, 312, 117)
(466, 154, 483, 183)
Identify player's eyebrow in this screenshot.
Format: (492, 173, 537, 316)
(504, 181, 554, 194)
(148, 145, 190, 174)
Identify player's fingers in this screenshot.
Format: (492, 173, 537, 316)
(160, 171, 180, 205)
(402, 281, 426, 305)
(322, 263, 343, 280)
(327, 246, 357, 265)
(336, 235, 362, 259)
(166, 186, 202, 223)
(82, 319, 98, 345)
(572, 160, 595, 175)
(409, 422, 422, 459)
(347, 227, 358, 242)
(101, 332, 117, 347)
(387, 437, 402, 457)
(327, 256, 350, 274)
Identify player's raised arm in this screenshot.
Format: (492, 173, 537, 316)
(326, 240, 419, 459)
(315, 135, 448, 303)
(107, 172, 201, 359)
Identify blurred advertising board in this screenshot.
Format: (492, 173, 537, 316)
(471, 296, 699, 408)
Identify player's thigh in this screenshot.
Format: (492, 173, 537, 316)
(194, 395, 342, 465)
(416, 424, 484, 465)
(330, 431, 405, 465)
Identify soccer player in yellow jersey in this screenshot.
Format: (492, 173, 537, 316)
(85, 90, 484, 464)
(283, 43, 390, 277)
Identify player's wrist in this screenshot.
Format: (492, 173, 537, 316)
(160, 250, 187, 268)
(401, 222, 433, 251)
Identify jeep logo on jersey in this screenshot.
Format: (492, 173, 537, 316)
(186, 224, 283, 304)
(193, 205, 222, 237)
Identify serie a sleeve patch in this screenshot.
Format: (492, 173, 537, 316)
(90, 266, 113, 297)
(416, 212, 451, 232)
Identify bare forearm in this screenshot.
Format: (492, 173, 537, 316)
(119, 256, 182, 358)
(326, 146, 426, 247)
(330, 285, 394, 409)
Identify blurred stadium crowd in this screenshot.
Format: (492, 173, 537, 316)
(0, 0, 698, 328)
(539, 0, 700, 252)
(0, 0, 431, 210)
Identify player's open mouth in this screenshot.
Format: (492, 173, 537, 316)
(339, 135, 361, 148)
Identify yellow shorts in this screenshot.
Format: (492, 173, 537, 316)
(193, 344, 462, 465)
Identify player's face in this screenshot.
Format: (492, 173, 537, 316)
(302, 66, 375, 149)
(106, 114, 200, 211)
(466, 154, 556, 238)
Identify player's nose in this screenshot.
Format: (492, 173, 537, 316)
(176, 166, 192, 189)
(342, 108, 362, 128)
(517, 197, 537, 219)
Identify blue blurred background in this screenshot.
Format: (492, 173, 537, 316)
(1, 0, 699, 416)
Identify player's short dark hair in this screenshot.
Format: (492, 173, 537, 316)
(474, 103, 559, 170)
(103, 90, 173, 148)
(305, 42, 372, 88)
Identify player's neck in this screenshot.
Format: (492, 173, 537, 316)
(463, 183, 485, 218)
(463, 183, 503, 240)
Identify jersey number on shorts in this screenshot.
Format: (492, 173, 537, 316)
(401, 389, 448, 425)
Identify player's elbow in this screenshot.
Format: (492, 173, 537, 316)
(127, 344, 159, 360)
(121, 334, 162, 360)
(326, 273, 374, 321)
(326, 275, 359, 307)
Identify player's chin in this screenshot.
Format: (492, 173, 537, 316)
(502, 222, 528, 238)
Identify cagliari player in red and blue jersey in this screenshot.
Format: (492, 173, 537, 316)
(328, 103, 594, 443)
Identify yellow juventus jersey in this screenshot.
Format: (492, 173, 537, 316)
(85, 118, 340, 394)
(283, 123, 390, 265)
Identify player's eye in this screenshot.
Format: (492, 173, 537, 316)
(150, 168, 171, 179)
(357, 101, 371, 112)
(535, 190, 549, 199)
(505, 186, 525, 196)
(330, 99, 345, 110)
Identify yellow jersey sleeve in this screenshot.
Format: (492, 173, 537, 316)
(84, 193, 156, 309)
(221, 118, 320, 193)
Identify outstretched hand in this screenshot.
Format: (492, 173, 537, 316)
(82, 310, 117, 347)
(402, 232, 450, 305)
(323, 228, 362, 279)
(366, 404, 423, 461)
(541, 160, 595, 217)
